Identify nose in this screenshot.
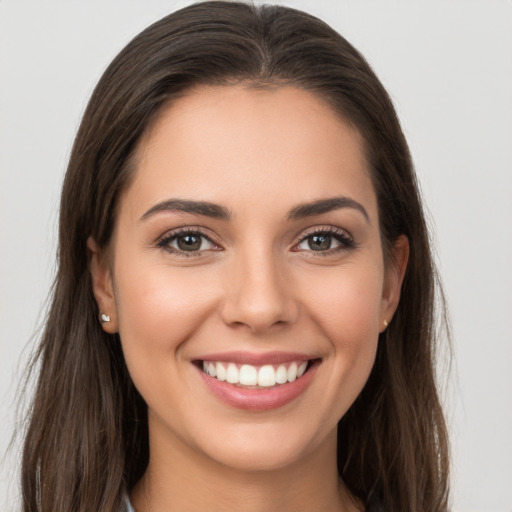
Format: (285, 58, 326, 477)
(220, 247, 300, 334)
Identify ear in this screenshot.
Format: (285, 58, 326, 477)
(87, 237, 118, 333)
(379, 235, 409, 332)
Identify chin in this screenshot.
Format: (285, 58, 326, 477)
(193, 421, 334, 473)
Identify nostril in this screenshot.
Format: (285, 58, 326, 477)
(219, 272, 300, 333)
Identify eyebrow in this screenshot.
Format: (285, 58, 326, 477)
(140, 195, 369, 223)
(287, 196, 369, 222)
(140, 199, 231, 222)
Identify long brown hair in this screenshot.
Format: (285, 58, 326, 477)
(21, 2, 450, 511)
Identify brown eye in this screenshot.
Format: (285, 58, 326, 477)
(298, 233, 339, 252)
(295, 228, 355, 254)
(177, 234, 203, 251)
(308, 234, 332, 251)
(158, 230, 217, 254)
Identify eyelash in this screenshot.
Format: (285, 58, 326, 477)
(156, 226, 356, 257)
(293, 226, 356, 256)
(157, 227, 220, 257)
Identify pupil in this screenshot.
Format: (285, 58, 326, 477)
(178, 234, 201, 251)
(309, 234, 331, 251)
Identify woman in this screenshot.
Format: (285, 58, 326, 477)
(20, 2, 450, 511)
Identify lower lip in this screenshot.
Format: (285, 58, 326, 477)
(196, 361, 319, 411)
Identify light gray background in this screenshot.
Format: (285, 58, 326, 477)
(1, 1, 511, 511)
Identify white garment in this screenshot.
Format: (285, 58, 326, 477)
(124, 495, 136, 512)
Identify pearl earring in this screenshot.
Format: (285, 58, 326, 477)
(100, 313, 111, 323)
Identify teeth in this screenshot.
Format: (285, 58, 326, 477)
(297, 361, 307, 378)
(275, 365, 288, 384)
(201, 360, 310, 387)
(216, 362, 226, 381)
(258, 365, 275, 387)
(239, 364, 258, 386)
(226, 363, 239, 384)
(287, 362, 298, 382)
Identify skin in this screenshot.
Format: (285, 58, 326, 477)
(89, 85, 408, 512)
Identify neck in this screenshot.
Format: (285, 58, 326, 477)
(130, 423, 358, 512)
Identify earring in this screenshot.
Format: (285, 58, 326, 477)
(100, 313, 111, 323)
(383, 319, 389, 328)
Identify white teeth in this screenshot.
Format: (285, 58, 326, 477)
(202, 360, 310, 387)
(216, 362, 226, 381)
(258, 365, 276, 387)
(226, 363, 239, 384)
(239, 364, 258, 386)
(275, 365, 288, 384)
(287, 362, 298, 382)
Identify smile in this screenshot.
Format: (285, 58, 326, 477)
(201, 360, 309, 387)
(195, 353, 320, 411)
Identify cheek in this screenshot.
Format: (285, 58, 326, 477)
(112, 259, 224, 415)
(297, 261, 383, 389)
(302, 263, 383, 339)
(113, 253, 220, 360)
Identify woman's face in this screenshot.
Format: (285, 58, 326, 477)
(91, 85, 407, 472)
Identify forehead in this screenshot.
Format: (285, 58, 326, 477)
(122, 84, 377, 221)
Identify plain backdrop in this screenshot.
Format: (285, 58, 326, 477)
(1, 1, 511, 511)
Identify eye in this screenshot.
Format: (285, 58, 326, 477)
(295, 227, 355, 254)
(157, 228, 219, 255)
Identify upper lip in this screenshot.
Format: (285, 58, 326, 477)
(195, 351, 317, 366)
